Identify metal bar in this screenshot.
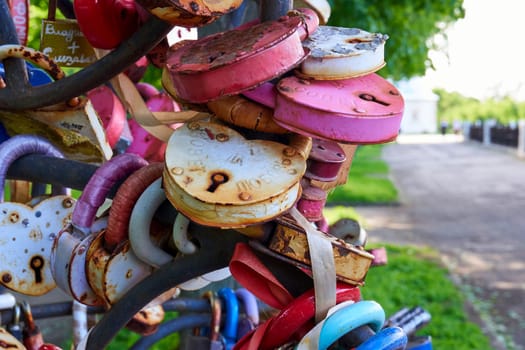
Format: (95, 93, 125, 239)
(0, 298, 210, 324)
(260, 0, 292, 21)
(0, 16, 173, 110)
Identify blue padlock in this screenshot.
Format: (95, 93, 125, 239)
(296, 300, 386, 350)
(0, 62, 52, 86)
(218, 287, 239, 350)
(356, 327, 408, 350)
(235, 288, 259, 341)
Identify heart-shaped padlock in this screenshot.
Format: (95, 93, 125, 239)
(274, 73, 405, 144)
(299, 26, 388, 80)
(0, 135, 74, 296)
(0, 45, 112, 162)
(50, 153, 148, 305)
(85, 163, 163, 305)
(163, 9, 318, 103)
(163, 120, 306, 228)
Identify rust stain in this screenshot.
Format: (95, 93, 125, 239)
(29, 229, 43, 241)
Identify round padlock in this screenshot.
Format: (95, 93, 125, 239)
(355, 327, 408, 350)
(296, 183, 327, 222)
(85, 163, 163, 305)
(274, 73, 405, 144)
(304, 138, 346, 182)
(50, 153, 148, 305)
(163, 120, 306, 228)
(299, 26, 388, 80)
(0, 135, 73, 296)
(295, 300, 386, 350)
(163, 12, 316, 103)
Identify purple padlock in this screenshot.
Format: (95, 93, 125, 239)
(305, 138, 346, 182)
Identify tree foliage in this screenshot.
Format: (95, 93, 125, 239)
(434, 88, 525, 125)
(328, 0, 465, 80)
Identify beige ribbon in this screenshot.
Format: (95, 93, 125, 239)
(289, 207, 336, 323)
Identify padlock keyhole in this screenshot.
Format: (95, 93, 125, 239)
(30, 256, 44, 284)
(207, 172, 229, 193)
(359, 93, 390, 106)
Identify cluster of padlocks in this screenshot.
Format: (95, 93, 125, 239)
(0, 0, 434, 349)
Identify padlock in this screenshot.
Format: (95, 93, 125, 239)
(127, 177, 214, 291)
(85, 163, 162, 305)
(0, 326, 25, 349)
(162, 9, 318, 103)
(135, 0, 244, 27)
(50, 153, 148, 305)
(86, 85, 127, 149)
(273, 73, 405, 145)
(125, 304, 165, 336)
(329, 217, 368, 247)
(0, 62, 52, 87)
(234, 288, 258, 341)
(235, 283, 361, 350)
(124, 56, 149, 83)
(293, 0, 330, 25)
(0, 135, 74, 296)
(406, 335, 432, 350)
(295, 300, 386, 350)
(295, 181, 327, 222)
(384, 306, 431, 337)
(6, 304, 23, 342)
(299, 26, 388, 80)
(304, 138, 346, 182)
(163, 120, 306, 228)
(20, 301, 43, 350)
(217, 288, 238, 350)
(180, 291, 224, 350)
(267, 214, 374, 285)
(0, 45, 112, 163)
(74, 0, 140, 49)
(355, 327, 408, 350)
(39, 0, 97, 67)
(206, 95, 288, 135)
(7, 0, 29, 45)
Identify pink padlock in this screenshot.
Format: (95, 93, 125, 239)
(296, 182, 327, 222)
(304, 138, 346, 182)
(274, 73, 404, 144)
(87, 85, 126, 149)
(163, 9, 318, 103)
(126, 92, 181, 162)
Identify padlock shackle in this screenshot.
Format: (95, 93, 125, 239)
(218, 288, 239, 348)
(355, 327, 408, 350)
(0, 135, 68, 200)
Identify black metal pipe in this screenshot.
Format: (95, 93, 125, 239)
(260, 0, 292, 21)
(86, 228, 248, 349)
(0, 16, 172, 110)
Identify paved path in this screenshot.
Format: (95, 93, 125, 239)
(356, 134, 525, 350)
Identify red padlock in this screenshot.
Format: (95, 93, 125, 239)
(87, 85, 126, 149)
(74, 0, 140, 49)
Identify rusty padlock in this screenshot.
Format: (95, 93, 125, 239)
(85, 163, 164, 306)
(304, 138, 347, 182)
(20, 302, 43, 350)
(163, 9, 318, 103)
(0, 135, 75, 296)
(273, 73, 405, 144)
(267, 214, 374, 285)
(163, 120, 306, 228)
(136, 0, 244, 27)
(299, 26, 388, 80)
(0, 45, 112, 163)
(50, 153, 148, 305)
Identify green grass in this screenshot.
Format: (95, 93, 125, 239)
(362, 244, 493, 349)
(327, 144, 398, 204)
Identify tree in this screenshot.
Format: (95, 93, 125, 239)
(328, 0, 465, 80)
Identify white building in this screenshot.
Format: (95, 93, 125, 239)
(395, 77, 439, 134)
